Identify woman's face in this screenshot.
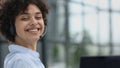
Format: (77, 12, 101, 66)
(15, 4, 44, 46)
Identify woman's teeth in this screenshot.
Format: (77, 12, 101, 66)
(28, 29, 38, 32)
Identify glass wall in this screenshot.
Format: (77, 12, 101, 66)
(46, 0, 120, 68)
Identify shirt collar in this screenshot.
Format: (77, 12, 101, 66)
(8, 44, 40, 58)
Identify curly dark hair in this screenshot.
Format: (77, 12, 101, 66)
(0, 0, 49, 42)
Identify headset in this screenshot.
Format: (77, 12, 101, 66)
(10, 21, 16, 37)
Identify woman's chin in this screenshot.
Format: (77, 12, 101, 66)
(33, 38, 40, 42)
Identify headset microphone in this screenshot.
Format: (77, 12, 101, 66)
(40, 26, 47, 39)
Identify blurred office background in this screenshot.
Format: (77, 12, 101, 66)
(0, 0, 120, 68)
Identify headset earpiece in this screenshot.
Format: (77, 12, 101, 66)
(10, 21, 15, 36)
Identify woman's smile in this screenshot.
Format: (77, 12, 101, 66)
(25, 27, 41, 35)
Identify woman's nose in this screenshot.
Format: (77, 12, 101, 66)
(30, 17, 38, 25)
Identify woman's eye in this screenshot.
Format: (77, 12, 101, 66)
(35, 16, 43, 20)
(21, 17, 29, 21)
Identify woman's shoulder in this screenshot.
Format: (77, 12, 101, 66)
(5, 51, 29, 62)
(4, 52, 33, 68)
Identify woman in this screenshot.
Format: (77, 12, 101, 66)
(0, 0, 49, 68)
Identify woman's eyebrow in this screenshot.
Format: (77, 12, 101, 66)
(19, 12, 42, 15)
(19, 12, 29, 15)
(35, 12, 42, 14)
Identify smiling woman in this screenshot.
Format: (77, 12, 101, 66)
(0, 0, 49, 68)
(15, 4, 45, 50)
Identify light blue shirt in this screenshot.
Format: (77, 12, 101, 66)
(4, 44, 45, 68)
